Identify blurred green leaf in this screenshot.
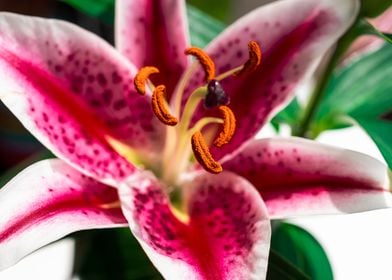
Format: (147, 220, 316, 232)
(187, 0, 231, 23)
(75, 228, 162, 280)
(271, 223, 333, 280)
(186, 5, 226, 48)
(267, 250, 311, 280)
(382, 33, 392, 43)
(360, 0, 392, 18)
(271, 98, 302, 132)
(63, 0, 114, 25)
(353, 19, 392, 44)
(313, 44, 392, 167)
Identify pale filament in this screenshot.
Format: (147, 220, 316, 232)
(99, 200, 122, 209)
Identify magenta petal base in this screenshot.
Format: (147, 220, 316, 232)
(120, 171, 271, 280)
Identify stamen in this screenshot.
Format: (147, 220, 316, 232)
(235, 41, 262, 76)
(214, 106, 236, 147)
(185, 47, 215, 82)
(134, 66, 159, 95)
(189, 117, 224, 136)
(191, 131, 222, 174)
(152, 85, 178, 126)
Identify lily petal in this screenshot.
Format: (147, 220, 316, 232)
(0, 159, 127, 270)
(120, 171, 271, 280)
(223, 137, 392, 218)
(115, 0, 190, 98)
(0, 13, 165, 185)
(182, 0, 359, 160)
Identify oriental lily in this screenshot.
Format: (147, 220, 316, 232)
(0, 0, 391, 279)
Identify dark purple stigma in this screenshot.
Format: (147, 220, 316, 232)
(204, 79, 230, 109)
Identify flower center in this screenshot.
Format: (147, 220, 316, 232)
(133, 41, 262, 186)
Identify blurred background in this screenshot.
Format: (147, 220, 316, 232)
(0, 0, 391, 279)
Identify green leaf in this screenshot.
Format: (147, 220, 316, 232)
(271, 98, 302, 132)
(382, 33, 392, 44)
(353, 118, 392, 167)
(75, 228, 162, 280)
(270, 223, 333, 280)
(313, 44, 392, 167)
(63, 0, 114, 25)
(187, 0, 231, 23)
(360, 0, 392, 18)
(186, 5, 226, 48)
(349, 89, 392, 167)
(267, 250, 311, 280)
(354, 20, 392, 44)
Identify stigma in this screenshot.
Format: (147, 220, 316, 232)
(133, 41, 262, 176)
(204, 80, 230, 109)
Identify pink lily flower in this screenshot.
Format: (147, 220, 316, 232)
(0, 0, 391, 278)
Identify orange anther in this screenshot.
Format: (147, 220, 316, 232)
(185, 47, 215, 82)
(214, 106, 236, 147)
(151, 85, 178, 126)
(134, 66, 159, 95)
(235, 41, 262, 76)
(191, 131, 222, 174)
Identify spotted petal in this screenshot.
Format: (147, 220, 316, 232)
(115, 0, 190, 98)
(223, 137, 392, 218)
(0, 159, 127, 271)
(181, 0, 359, 160)
(119, 171, 271, 280)
(0, 13, 164, 185)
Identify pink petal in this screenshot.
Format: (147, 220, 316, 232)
(0, 159, 127, 270)
(223, 137, 392, 218)
(0, 13, 165, 185)
(181, 0, 359, 160)
(115, 0, 190, 98)
(119, 171, 271, 279)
